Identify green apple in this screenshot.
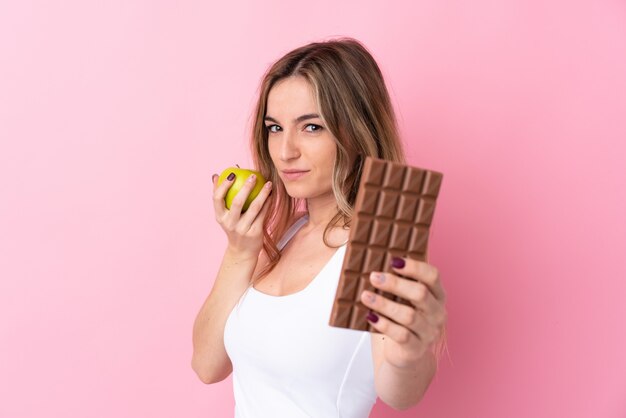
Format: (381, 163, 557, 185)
(217, 166, 267, 212)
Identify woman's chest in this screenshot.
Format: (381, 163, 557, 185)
(223, 244, 369, 383)
(226, 287, 365, 380)
(254, 246, 338, 297)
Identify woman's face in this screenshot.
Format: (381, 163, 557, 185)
(265, 76, 337, 200)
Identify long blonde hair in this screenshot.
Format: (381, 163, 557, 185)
(250, 37, 406, 282)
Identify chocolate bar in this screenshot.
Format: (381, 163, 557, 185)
(329, 157, 443, 332)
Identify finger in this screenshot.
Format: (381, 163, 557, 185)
(212, 171, 236, 219)
(370, 272, 445, 324)
(369, 272, 440, 315)
(364, 308, 421, 346)
(389, 257, 446, 303)
(361, 289, 443, 338)
(248, 191, 271, 235)
(238, 180, 273, 231)
(360, 289, 416, 327)
(226, 174, 259, 221)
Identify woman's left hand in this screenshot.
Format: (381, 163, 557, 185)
(360, 256, 447, 370)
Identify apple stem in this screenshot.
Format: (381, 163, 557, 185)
(236, 164, 240, 168)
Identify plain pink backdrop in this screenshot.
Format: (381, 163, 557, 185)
(1, 1, 625, 417)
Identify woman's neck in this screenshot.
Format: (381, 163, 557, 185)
(297, 193, 349, 246)
(303, 192, 339, 230)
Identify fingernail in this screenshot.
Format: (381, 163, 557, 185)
(391, 257, 405, 269)
(212, 174, 218, 182)
(366, 311, 379, 323)
(364, 291, 376, 303)
(247, 174, 256, 182)
(264, 181, 272, 189)
(371, 272, 385, 284)
(227, 172, 235, 181)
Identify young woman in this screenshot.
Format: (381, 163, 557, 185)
(192, 37, 447, 417)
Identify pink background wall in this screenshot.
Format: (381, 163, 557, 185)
(1, 1, 625, 417)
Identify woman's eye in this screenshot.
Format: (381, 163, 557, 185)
(266, 125, 281, 133)
(304, 124, 323, 132)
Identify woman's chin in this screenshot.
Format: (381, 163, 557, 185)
(283, 185, 333, 201)
(284, 190, 308, 199)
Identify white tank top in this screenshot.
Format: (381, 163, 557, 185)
(223, 214, 377, 418)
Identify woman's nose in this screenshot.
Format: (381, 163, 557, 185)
(279, 130, 300, 161)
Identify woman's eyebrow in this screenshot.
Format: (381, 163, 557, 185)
(264, 113, 321, 124)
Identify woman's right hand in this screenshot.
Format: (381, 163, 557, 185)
(212, 172, 273, 259)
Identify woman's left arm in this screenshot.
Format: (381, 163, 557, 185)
(361, 256, 447, 410)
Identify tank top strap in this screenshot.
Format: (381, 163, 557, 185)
(276, 213, 309, 251)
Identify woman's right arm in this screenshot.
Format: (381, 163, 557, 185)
(191, 172, 272, 384)
(191, 248, 265, 383)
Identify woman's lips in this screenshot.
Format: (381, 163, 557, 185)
(282, 171, 309, 181)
